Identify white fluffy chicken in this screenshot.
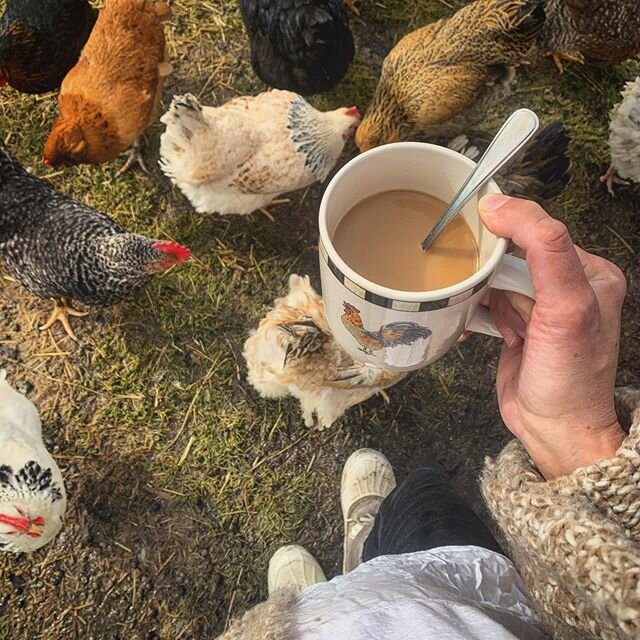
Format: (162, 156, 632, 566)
(159, 90, 360, 215)
(601, 77, 640, 196)
(243, 275, 405, 429)
(0, 371, 66, 553)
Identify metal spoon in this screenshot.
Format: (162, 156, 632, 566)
(420, 109, 540, 253)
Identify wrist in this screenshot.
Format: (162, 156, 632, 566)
(518, 420, 625, 480)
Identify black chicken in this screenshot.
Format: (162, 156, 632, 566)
(447, 121, 572, 204)
(239, 0, 355, 95)
(0, 144, 190, 340)
(0, 0, 97, 94)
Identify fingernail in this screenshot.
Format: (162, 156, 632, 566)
(480, 194, 510, 211)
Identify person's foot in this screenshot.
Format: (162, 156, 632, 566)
(268, 544, 327, 594)
(341, 448, 396, 573)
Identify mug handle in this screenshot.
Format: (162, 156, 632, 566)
(466, 254, 535, 338)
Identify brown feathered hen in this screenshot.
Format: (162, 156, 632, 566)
(243, 275, 405, 429)
(537, 0, 640, 72)
(43, 0, 171, 172)
(356, 0, 545, 151)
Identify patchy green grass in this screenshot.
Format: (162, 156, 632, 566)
(1, 1, 639, 639)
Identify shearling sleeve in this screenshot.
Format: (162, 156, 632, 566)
(481, 388, 640, 640)
(214, 587, 299, 640)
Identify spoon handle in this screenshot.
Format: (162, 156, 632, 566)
(420, 109, 540, 253)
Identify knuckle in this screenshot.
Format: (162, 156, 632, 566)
(565, 293, 599, 331)
(534, 218, 572, 252)
(540, 290, 599, 334)
(606, 263, 627, 299)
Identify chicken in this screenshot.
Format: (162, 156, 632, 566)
(0, 0, 97, 94)
(0, 143, 191, 341)
(243, 275, 406, 429)
(239, 0, 355, 95)
(0, 371, 66, 553)
(537, 0, 640, 73)
(43, 0, 171, 172)
(600, 77, 640, 196)
(341, 303, 432, 356)
(355, 0, 545, 151)
(447, 120, 571, 203)
(159, 91, 360, 215)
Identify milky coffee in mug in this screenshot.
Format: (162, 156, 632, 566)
(332, 189, 479, 292)
(318, 142, 536, 372)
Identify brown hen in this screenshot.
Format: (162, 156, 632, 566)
(43, 0, 171, 172)
(356, 0, 545, 151)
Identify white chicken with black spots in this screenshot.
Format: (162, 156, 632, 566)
(159, 90, 360, 215)
(0, 371, 66, 553)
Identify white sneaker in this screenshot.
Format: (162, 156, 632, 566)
(268, 544, 327, 594)
(341, 449, 396, 573)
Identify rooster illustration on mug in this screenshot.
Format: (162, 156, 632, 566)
(341, 302, 432, 355)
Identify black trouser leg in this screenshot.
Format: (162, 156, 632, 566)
(362, 466, 503, 561)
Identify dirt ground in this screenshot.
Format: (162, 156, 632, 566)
(0, 1, 639, 639)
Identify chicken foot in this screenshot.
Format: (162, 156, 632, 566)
(343, 0, 362, 16)
(116, 138, 149, 176)
(39, 298, 88, 342)
(546, 51, 584, 74)
(600, 165, 630, 197)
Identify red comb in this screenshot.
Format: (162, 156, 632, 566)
(346, 106, 361, 119)
(151, 241, 191, 263)
(43, 158, 52, 167)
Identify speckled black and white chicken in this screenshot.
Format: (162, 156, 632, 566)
(0, 143, 191, 340)
(600, 77, 640, 196)
(243, 275, 405, 429)
(159, 90, 360, 215)
(448, 120, 571, 203)
(536, 0, 640, 72)
(239, 0, 355, 95)
(0, 371, 66, 553)
(356, 0, 545, 151)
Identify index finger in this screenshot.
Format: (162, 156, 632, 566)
(478, 195, 592, 307)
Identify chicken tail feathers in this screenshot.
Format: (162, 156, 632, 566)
(159, 94, 213, 183)
(160, 93, 206, 136)
(0, 143, 27, 181)
(498, 121, 571, 203)
(449, 121, 571, 204)
(378, 322, 432, 348)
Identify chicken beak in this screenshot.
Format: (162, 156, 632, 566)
(27, 517, 45, 538)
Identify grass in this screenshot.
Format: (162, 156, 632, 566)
(1, 1, 639, 639)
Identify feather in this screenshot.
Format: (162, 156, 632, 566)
(608, 77, 640, 185)
(243, 275, 405, 428)
(159, 91, 360, 215)
(448, 121, 571, 203)
(0, 374, 66, 553)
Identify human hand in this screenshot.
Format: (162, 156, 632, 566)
(479, 195, 626, 480)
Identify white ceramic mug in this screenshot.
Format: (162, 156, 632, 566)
(318, 142, 535, 372)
